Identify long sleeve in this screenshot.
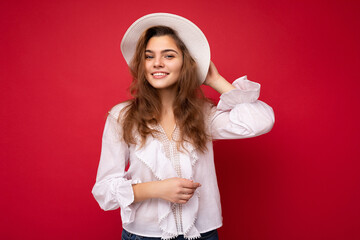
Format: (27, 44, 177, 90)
(92, 109, 140, 223)
(210, 75, 275, 139)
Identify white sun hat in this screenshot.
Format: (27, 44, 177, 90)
(120, 13, 211, 84)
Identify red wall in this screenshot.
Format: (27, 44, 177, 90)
(1, 0, 360, 239)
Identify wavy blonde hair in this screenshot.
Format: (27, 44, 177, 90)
(120, 26, 212, 152)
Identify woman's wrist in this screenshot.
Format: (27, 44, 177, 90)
(133, 181, 161, 203)
(207, 76, 236, 94)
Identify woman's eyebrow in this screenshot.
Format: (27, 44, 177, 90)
(162, 49, 179, 54)
(145, 49, 179, 55)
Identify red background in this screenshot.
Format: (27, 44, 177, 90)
(1, 0, 360, 239)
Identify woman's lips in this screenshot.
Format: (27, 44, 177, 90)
(151, 72, 169, 79)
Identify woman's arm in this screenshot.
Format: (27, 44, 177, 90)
(204, 61, 275, 140)
(133, 178, 201, 204)
(92, 113, 133, 211)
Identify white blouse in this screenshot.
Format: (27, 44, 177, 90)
(92, 76, 275, 239)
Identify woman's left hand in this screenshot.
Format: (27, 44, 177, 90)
(203, 61, 221, 87)
(203, 61, 236, 94)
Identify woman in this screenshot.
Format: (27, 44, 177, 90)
(92, 13, 274, 240)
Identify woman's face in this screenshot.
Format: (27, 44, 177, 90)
(144, 35, 183, 90)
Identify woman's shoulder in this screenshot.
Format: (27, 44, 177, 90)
(108, 100, 133, 119)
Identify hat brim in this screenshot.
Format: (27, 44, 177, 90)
(120, 13, 210, 84)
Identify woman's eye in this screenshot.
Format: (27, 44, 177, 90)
(145, 55, 153, 59)
(165, 55, 175, 59)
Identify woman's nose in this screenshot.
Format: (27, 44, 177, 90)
(154, 56, 164, 68)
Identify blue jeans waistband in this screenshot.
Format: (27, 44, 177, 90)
(121, 228, 219, 240)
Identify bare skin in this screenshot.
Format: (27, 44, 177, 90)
(132, 36, 236, 204)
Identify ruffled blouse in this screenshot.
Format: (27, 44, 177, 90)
(92, 76, 275, 239)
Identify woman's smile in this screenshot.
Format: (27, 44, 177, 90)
(151, 71, 169, 79)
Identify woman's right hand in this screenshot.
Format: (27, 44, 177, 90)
(157, 177, 201, 204)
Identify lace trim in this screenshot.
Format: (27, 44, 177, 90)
(182, 190, 201, 239)
(153, 124, 184, 234)
(183, 141, 199, 167)
(158, 201, 178, 239)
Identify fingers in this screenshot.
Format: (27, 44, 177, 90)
(177, 179, 201, 204)
(208, 61, 219, 75)
(177, 199, 188, 204)
(209, 61, 216, 72)
(180, 179, 201, 189)
(179, 194, 193, 202)
(161, 178, 202, 204)
(180, 187, 195, 195)
(175, 191, 195, 204)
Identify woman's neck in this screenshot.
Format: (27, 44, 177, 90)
(157, 88, 176, 113)
(156, 88, 177, 140)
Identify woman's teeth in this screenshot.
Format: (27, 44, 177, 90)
(153, 73, 167, 76)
